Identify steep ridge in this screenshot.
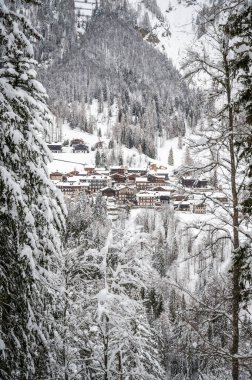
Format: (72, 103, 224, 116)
(76, 0, 171, 54)
(35, 0, 201, 160)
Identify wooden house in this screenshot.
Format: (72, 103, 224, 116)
(160, 195, 171, 204)
(149, 169, 169, 180)
(85, 175, 111, 193)
(212, 192, 229, 204)
(135, 177, 149, 191)
(50, 171, 63, 181)
(47, 143, 62, 153)
(126, 173, 140, 183)
(151, 186, 176, 193)
(56, 182, 90, 197)
(136, 192, 156, 207)
(110, 173, 126, 184)
(101, 187, 116, 198)
(193, 202, 206, 214)
(73, 144, 89, 153)
(66, 170, 80, 177)
(110, 166, 126, 175)
(127, 168, 147, 176)
(135, 176, 166, 191)
(70, 138, 84, 146)
(115, 186, 136, 204)
(84, 165, 95, 174)
(181, 177, 208, 188)
(147, 174, 163, 183)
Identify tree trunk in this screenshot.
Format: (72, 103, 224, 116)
(224, 49, 240, 380)
(104, 315, 109, 380)
(118, 351, 123, 380)
(63, 272, 69, 380)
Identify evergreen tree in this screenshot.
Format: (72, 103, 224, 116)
(0, 1, 66, 378)
(225, 1, 252, 125)
(100, 150, 106, 167)
(141, 11, 152, 32)
(61, 194, 109, 379)
(95, 149, 101, 167)
(153, 234, 166, 277)
(211, 169, 218, 189)
(178, 136, 183, 149)
(118, 150, 123, 165)
(168, 147, 174, 166)
(108, 139, 114, 149)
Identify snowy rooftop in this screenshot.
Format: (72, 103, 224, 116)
(86, 175, 110, 180)
(135, 177, 148, 182)
(95, 167, 107, 171)
(47, 142, 62, 146)
(128, 167, 147, 171)
(114, 185, 136, 191)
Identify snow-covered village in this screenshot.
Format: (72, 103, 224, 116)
(49, 141, 227, 211)
(0, 1, 251, 380)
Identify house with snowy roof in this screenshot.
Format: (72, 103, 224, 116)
(47, 143, 62, 153)
(114, 186, 137, 204)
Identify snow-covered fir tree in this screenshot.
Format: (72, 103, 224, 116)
(168, 147, 174, 166)
(0, 1, 66, 378)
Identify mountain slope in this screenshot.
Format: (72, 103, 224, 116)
(37, 0, 201, 161)
(75, 0, 171, 55)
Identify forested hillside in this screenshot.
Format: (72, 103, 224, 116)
(35, 0, 201, 158)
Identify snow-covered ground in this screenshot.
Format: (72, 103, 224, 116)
(47, 97, 189, 174)
(156, 135, 185, 168)
(47, 122, 150, 173)
(48, 126, 187, 174)
(157, 0, 195, 67)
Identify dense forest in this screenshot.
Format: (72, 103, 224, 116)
(0, 0, 251, 379)
(34, 0, 201, 158)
